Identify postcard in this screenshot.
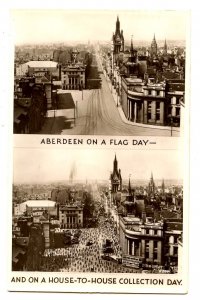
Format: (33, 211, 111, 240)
(8, 8, 189, 294)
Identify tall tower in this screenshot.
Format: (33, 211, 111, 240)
(130, 36, 137, 63)
(116, 16, 120, 34)
(71, 49, 79, 63)
(112, 16, 124, 66)
(163, 39, 167, 55)
(111, 154, 122, 192)
(161, 179, 165, 195)
(151, 34, 158, 58)
(128, 177, 132, 195)
(110, 154, 122, 206)
(127, 36, 138, 76)
(122, 176, 135, 216)
(113, 16, 123, 54)
(148, 172, 156, 197)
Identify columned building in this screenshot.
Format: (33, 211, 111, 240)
(166, 80, 185, 127)
(121, 77, 166, 125)
(60, 48, 86, 90)
(119, 216, 164, 266)
(143, 83, 166, 125)
(61, 64, 85, 90)
(121, 77, 144, 123)
(59, 204, 83, 229)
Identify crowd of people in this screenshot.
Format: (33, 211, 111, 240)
(41, 217, 140, 273)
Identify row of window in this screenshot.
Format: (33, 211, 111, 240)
(145, 240, 158, 260)
(145, 240, 158, 249)
(61, 210, 82, 214)
(166, 236, 179, 244)
(165, 245, 178, 255)
(145, 89, 164, 97)
(145, 229, 160, 235)
(171, 97, 181, 105)
(68, 78, 79, 85)
(62, 71, 84, 75)
(147, 101, 161, 121)
(168, 107, 180, 116)
(61, 216, 81, 223)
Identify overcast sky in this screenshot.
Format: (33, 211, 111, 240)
(13, 148, 183, 183)
(11, 10, 188, 44)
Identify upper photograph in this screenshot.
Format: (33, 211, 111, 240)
(12, 10, 188, 136)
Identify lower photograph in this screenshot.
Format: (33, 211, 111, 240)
(10, 148, 187, 293)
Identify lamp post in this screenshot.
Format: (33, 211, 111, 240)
(170, 116, 173, 137)
(53, 96, 56, 118)
(116, 82, 119, 107)
(79, 78, 83, 100)
(74, 101, 78, 126)
(116, 67, 120, 107)
(110, 74, 113, 93)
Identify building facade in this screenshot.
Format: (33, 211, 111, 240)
(61, 64, 86, 90)
(100, 17, 185, 129)
(59, 204, 83, 229)
(119, 216, 164, 266)
(25, 200, 57, 217)
(16, 61, 59, 79)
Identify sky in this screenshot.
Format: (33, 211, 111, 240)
(11, 10, 188, 44)
(13, 148, 183, 183)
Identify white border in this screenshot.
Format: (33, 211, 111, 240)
(0, 0, 199, 298)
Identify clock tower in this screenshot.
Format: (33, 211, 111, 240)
(112, 16, 124, 66)
(110, 154, 122, 207)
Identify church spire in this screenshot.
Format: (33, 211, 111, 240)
(113, 153, 118, 172)
(161, 179, 165, 193)
(151, 34, 158, 57)
(130, 35, 134, 53)
(164, 38, 167, 54)
(116, 15, 120, 34)
(128, 176, 132, 195)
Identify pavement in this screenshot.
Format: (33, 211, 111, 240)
(105, 72, 180, 137)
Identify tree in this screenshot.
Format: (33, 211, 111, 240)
(83, 192, 95, 227)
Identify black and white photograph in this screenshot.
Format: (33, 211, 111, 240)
(12, 148, 184, 275)
(12, 10, 188, 136)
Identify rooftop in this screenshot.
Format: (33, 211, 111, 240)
(165, 221, 183, 231)
(123, 216, 141, 223)
(24, 61, 58, 68)
(125, 77, 143, 84)
(60, 203, 83, 210)
(24, 200, 56, 208)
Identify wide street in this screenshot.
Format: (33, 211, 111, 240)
(41, 216, 140, 273)
(39, 54, 179, 136)
(40, 185, 140, 273)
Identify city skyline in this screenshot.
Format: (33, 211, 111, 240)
(11, 10, 188, 45)
(13, 148, 183, 183)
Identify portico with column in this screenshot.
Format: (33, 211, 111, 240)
(127, 97, 144, 123)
